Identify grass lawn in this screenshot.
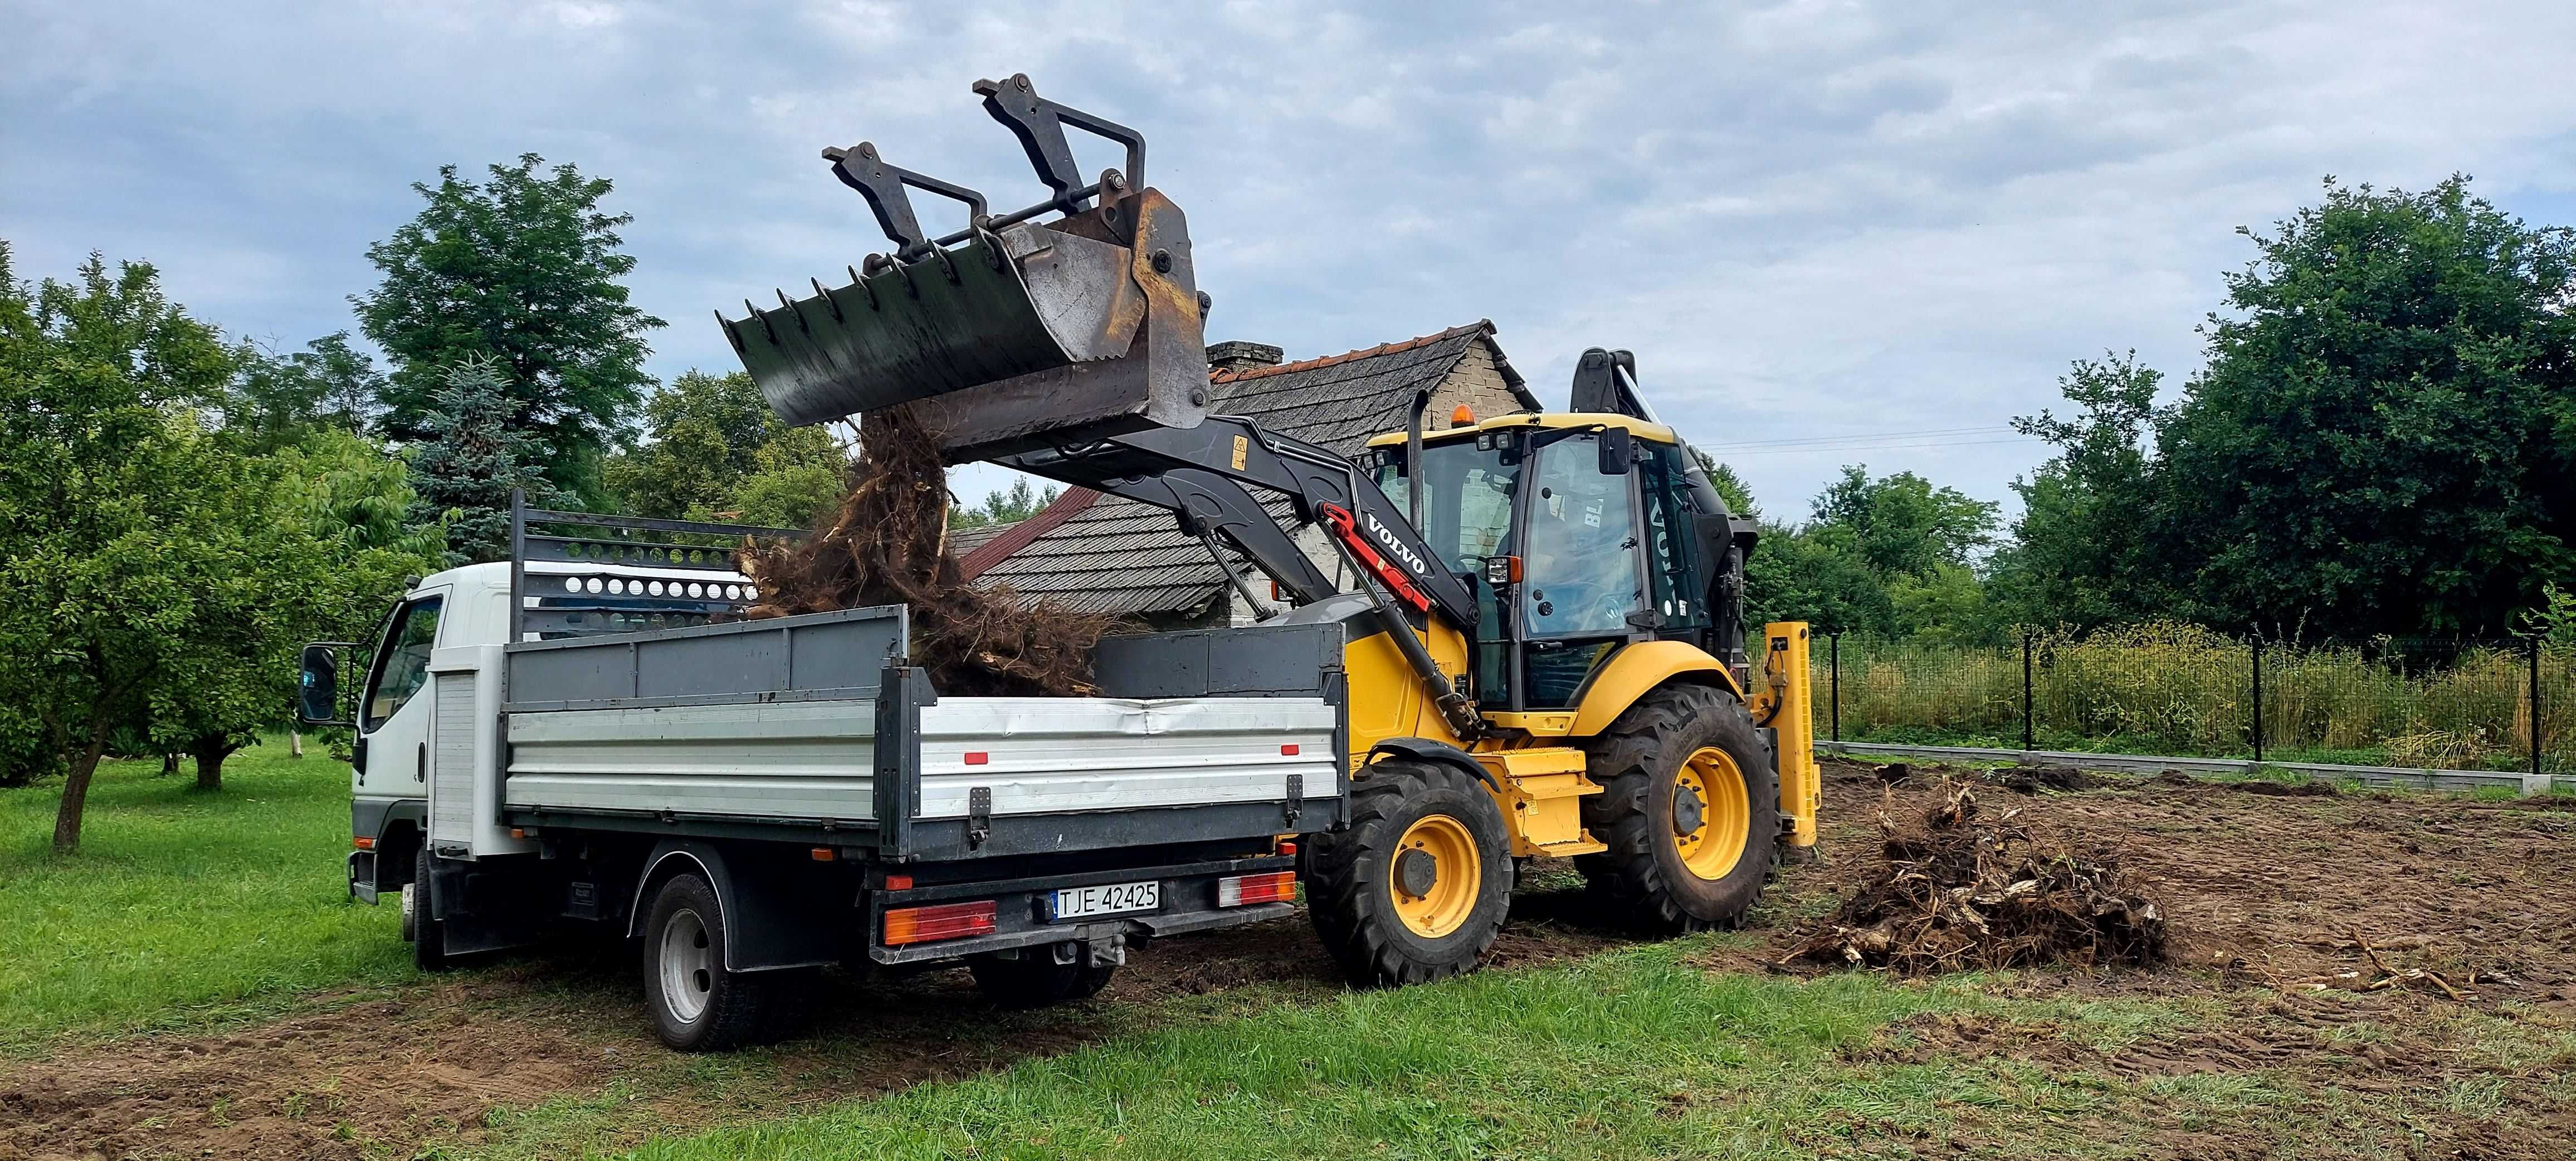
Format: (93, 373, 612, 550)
(584, 947, 2145, 1161)
(0, 738, 407, 1053)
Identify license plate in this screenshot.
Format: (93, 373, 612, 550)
(1047, 880, 1159, 921)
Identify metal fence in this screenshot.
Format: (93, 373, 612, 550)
(1816, 625, 2572, 775)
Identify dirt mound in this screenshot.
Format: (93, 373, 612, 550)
(1783, 782, 2168, 974)
(736, 405, 1111, 695)
(1991, 763, 2091, 794)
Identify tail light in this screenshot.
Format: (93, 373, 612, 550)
(882, 900, 997, 945)
(1217, 871, 1296, 908)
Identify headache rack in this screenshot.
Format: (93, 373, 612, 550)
(505, 489, 809, 642)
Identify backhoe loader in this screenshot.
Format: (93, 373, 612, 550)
(718, 74, 1819, 986)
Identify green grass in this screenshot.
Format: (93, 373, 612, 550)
(598, 943, 1963, 1161)
(0, 738, 408, 1052)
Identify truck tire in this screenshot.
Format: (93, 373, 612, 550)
(1577, 683, 1778, 934)
(410, 846, 450, 973)
(968, 947, 1118, 1009)
(641, 872, 774, 1052)
(1303, 757, 1512, 987)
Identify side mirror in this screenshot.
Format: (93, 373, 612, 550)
(298, 642, 355, 727)
(1597, 427, 1633, 475)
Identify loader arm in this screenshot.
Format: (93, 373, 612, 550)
(1001, 414, 1481, 630)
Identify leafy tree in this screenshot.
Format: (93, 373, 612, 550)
(604, 369, 845, 526)
(950, 476, 1060, 529)
(1986, 352, 2173, 629)
(408, 358, 563, 565)
(356, 154, 662, 500)
(1808, 466, 1998, 580)
(726, 441, 847, 530)
(149, 431, 444, 788)
(2144, 176, 2576, 636)
(0, 248, 238, 847)
(230, 331, 384, 450)
(1745, 467, 2000, 640)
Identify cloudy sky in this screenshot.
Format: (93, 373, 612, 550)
(9, 1, 2575, 523)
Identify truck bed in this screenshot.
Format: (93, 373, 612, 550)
(495, 606, 1349, 860)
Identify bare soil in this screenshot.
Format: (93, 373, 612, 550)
(8, 759, 2575, 1160)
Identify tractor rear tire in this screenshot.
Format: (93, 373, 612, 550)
(1578, 683, 1778, 934)
(1302, 757, 1512, 987)
(969, 947, 1119, 1009)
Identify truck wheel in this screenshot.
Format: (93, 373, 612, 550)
(969, 947, 1118, 1009)
(641, 872, 773, 1052)
(1304, 757, 1512, 987)
(411, 847, 450, 973)
(1578, 683, 1779, 934)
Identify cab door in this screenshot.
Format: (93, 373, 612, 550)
(1514, 430, 1649, 708)
(354, 589, 448, 812)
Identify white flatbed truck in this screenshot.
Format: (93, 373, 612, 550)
(301, 503, 1345, 1049)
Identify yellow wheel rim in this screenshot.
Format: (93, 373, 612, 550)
(1672, 747, 1751, 881)
(1388, 814, 1482, 939)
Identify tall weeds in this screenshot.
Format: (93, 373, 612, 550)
(1816, 621, 2572, 771)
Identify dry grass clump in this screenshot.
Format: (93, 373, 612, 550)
(735, 405, 1111, 696)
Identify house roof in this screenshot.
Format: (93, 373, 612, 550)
(968, 321, 1534, 617)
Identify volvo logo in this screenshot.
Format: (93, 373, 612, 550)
(1361, 511, 1429, 577)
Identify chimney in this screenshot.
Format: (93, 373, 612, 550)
(1207, 340, 1284, 376)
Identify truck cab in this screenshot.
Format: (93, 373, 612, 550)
(303, 504, 1338, 1051)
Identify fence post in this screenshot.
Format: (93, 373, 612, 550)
(1829, 634, 1841, 743)
(2021, 632, 2035, 753)
(2535, 637, 2546, 783)
(2251, 637, 2264, 764)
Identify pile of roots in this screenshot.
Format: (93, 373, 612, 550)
(735, 405, 1111, 696)
(1784, 782, 2168, 974)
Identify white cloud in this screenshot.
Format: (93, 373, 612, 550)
(5, 0, 2574, 521)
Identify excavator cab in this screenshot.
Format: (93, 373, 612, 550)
(721, 73, 1816, 990)
(1362, 413, 1735, 713)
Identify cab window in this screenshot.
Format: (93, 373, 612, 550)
(360, 596, 443, 732)
(1520, 433, 1641, 639)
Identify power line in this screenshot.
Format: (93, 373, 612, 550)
(1697, 425, 2016, 450)
(1710, 437, 2045, 457)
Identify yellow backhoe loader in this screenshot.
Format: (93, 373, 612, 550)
(720, 74, 1819, 985)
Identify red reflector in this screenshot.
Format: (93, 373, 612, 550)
(1218, 871, 1297, 907)
(884, 872, 914, 891)
(1280, 744, 1299, 756)
(882, 900, 997, 945)
(352, 836, 375, 850)
(963, 751, 989, 765)
(1275, 840, 1297, 858)
(810, 847, 836, 862)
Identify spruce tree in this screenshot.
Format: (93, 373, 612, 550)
(407, 358, 563, 564)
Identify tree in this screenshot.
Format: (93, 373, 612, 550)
(1986, 352, 2174, 629)
(2144, 176, 2576, 636)
(408, 358, 564, 565)
(230, 331, 385, 450)
(1743, 467, 2001, 640)
(356, 154, 662, 500)
(950, 476, 1060, 529)
(604, 369, 846, 526)
(0, 247, 238, 847)
(149, 431, 443, 789)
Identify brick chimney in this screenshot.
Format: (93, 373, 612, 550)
(1206, 340, 1284, 376)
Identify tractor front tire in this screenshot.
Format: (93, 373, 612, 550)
(1578, 683, 1778, 934)
(1303, 757, 1512, 987)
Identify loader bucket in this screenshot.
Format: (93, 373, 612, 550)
(720, 75, 1211, 460)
